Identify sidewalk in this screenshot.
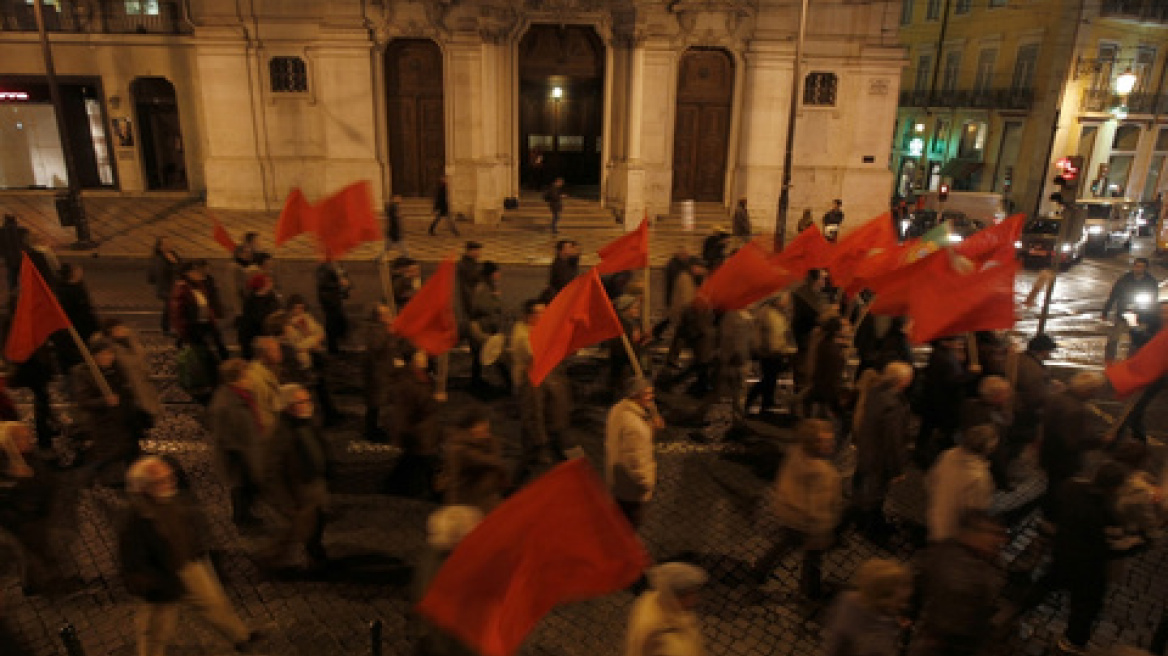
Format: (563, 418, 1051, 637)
(0, 193, 707, 266)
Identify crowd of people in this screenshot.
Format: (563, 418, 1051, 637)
(0, 205, 1165, 656)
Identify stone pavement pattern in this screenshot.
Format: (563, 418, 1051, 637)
(2, 310, 1167, 656)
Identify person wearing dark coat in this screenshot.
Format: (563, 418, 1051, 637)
(544, 177, 566, 236)
(805, 316, 847, 419)
(384, 351, 442, 499)
(958, 376, 1014, 488)
(0, 422, 64, 596)
(547, 239, 580, 296)
(53, 263, 100, 373)
(149, 236, 181, 334)
(731, 198, 752, 237)
(701, 226, 730, 269)
(455, 241, 483, 326)
(1039, 372, 1107, 520)
(207, 359, 266, 527)
(1010, 334, 1057, 447)
(361, 304, 403, 443)
(258, 384, 331, 571)
(71, 337, 144, 488)
(383, 193, 408, 257)
(441, 407, 510, 514)
(907, 511, 1007, 656)
(170, 262, 229, 363)
(874, 316, 913, 370)
(468, 262, 508, 390)
(791, 270, 825, 388)
(853, 362, 914, 543)
(0, 213, 29, 293)
(237, 273, 281, 361)
(428, 175, 459, 236)
(914, 337, 977, 469)
(651, 248, 692, 339)
(392, 258, 422, 309)
(119, 456, 259, 655)
(315, 260, 351, 354)
(10, 348, 60, 450)
(1049, 463, 1126, 654)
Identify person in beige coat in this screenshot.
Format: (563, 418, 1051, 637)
(926, 424, 997, 543)
(244, 337, 284, 438)
(101, 318, 163, 422)
(751, 418, 843, 599)
(624, 562, 708, 656)
(605, 378, 664, 529)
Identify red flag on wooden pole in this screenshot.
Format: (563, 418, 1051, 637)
(417, 458, 650, 656)
(594, 215, 649, 275)
(392, 259, 458, 356)
(314, 180, 381, 260)
(1106, 330, 1168, 399)
(825, 213, 898, 292)
(4, 254, 72, 363)
(766, 224, 834, 279)
(908, 259, 1019, 343)
(528, 270, 624, 386)
(699, 241, 795, 310)
(274, 188, 315, 246)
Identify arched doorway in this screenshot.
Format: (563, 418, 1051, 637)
(672, 49, 734, 202)
(385, 39, 446, 197)
(131, 77, 186, 190)
(518, 25, 605, 193)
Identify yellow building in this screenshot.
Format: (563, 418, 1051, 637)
(894, 0, 1168, 217)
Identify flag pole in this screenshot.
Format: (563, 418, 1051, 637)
(642, 210, 651, 335)
(378, 254, 397, 316)
(966, 332, 981, 371)
(67, 326, 114, 397)
(1103, 392, 1146, 442)
(620, 334, 644, 380)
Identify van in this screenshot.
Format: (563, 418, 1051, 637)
(915, 191, 1006, 225)
(1063, 198, 1137, 254)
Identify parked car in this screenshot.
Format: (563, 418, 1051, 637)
(1015, 216, 1086, 267)
(902, 210, 986, 244)
(1064, 199, 1137, 254)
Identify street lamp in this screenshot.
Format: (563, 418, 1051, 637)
(1115, 68, 1138, 95)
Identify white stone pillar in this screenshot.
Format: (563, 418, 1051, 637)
(444, 38, 511, 225)
(734, 44, 792, 237)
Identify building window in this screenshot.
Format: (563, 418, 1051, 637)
(973, 48, 997, 94)
(941, 52, 961, 93)
(269, 57, 308, 93)
(1011, 44, 1039, 91)
(1113, 124, 1142, 151)
(955, 0, 972, 14)
(803, 72, 838, 106)
(926, 0, 942, 19)
(914, 54, 933, 93)
(901, 0, 914, 25)
(989, 0, 1007, 6)
(1136, 46, 1157, 92)
(124, 0, 160, 14)
(958, 121, 987, 158)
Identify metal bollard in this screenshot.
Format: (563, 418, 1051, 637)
(369, 619, 383, 656)
(59, 623, 87, 656)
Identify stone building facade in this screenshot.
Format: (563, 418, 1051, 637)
(1, 0, 905, 235)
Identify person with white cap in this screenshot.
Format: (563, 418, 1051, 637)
(605, 377, 664, 529)
(624, 562, 708, 656)
(414, 505, 483, 656)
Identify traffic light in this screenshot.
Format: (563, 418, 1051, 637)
(938, 183, 950, 202)
(1003, 166, 1013, 193)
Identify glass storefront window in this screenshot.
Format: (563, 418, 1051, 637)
(0, 103, 67, 189)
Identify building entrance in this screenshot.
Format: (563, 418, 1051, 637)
(672, 49, 734, 203)
(385, 39, 446, 198)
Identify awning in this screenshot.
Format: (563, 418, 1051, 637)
(939, 159, 985, 180)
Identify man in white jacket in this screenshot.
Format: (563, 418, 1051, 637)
(926, 424, 998, 543)
(605, 377, 663, 528)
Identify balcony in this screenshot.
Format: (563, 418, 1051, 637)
(1100, 0, 1168, 23)
(0, 0, 191, 35)
(898, 88, 1035, 111)
(1081, 89, 1168, 113)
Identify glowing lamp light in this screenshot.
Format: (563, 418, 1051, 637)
(551, 86, 563, 100)
(0, 91, 30, 101)
(1115, 69, 1138, 95)
(908, 137, 925, 157)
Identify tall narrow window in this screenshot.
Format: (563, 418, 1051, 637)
(941, 52, 961, 93)
(1136, 46, 1157, 92)
(269, 57, 308, 93)
(926, 0, 942, 20)
(1011, 44, 1039, 91)
(973, 48, 997, 94)
(915, 54, 933, 93)
(901, 0, 914, 25)
(803, 72, 838, 106)
(955, 0, 972, 14)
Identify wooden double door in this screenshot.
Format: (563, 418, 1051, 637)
(672, 49, 734, 202)
(385, 39, 446, 198)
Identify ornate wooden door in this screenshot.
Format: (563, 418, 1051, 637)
(672, 49, 734, 202)
(386, 40, 445, 197)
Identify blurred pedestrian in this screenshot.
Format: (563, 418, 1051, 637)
(283, 295, 340, 426)
(0, 422, 65, 596)
(605, 378, 662, 529)
(456, 241, 483, 327)
(384, 349, 441, 498)
(384, 193, 409, 257)
(0, 213, 28, 293)
(149, 236, 181, 334)
(914, 337, 977, 469)
(624, 562, 708, 656)
(118, 456, 263, 655)
(853, 362, 914, 545)
(441, 405, 509, 514)
(415, 506, 483, 656)
(54, 262, 99, 373)
(208, 359, 266, 528)
(361, 304, 402, 443)
(316, 259, 351, 354)
(822, 199, 845, 242)
(468, 261, 507, 390)
(747, 293, 794, 415)
(752, 419, 843, 599)
(101, 318, 163, 432)
(926, 425, 997, 543)
(1008, 334, 1059, 454)
(244, 337, 284, 438)
(547, 239, 580, 296)
(1040, 372, 1107, 521)
(732, 198, 752, 238)
(429, 176, 459, 236)
(544, 177, 565, 236)
(822, 558, 912, 656)
(237, 273, 280, 361)
(701, 226, 730, 270)
(959, 376, 1013, 488)
(72, 336, 142, 488)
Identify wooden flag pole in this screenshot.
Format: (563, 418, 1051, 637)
(620, 333, 645, 380)
(67, 326, 114, 397)
(378, 254, 397, 317)
(1103, 391, 1146, 442)
(643, 211, 651, 335)
(967, 332, 981, 371)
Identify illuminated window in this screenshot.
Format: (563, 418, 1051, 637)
(803, 72, 838, 106)
(558, 136, 584, 152)
(124, 0, 160, 15)
(269, 57, 308, 93)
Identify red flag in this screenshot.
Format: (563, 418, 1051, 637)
(211, 215, 237, 254)
(393, 259, 458, 356)
(768, 224, 833, 278)
(274, 188, 315, 246)
(1106, 330, 1168, 399)
(909, 259, 1019, 343)
(417, 458, 650, 656)
(594, 214, 649, 275)
(4, 254, 72, 363)
(314, 181, 381, 260)
(956, 213, 1026, 264)
(699, 241, 796, 310)
(866, 248, 950, 316)
(529, 270, 624, 386)
(826, 213, 898, 292)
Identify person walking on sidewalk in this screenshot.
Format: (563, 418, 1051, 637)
(384, 193, 409, 256)
(149, 236, 181, 335)
(118, 456, 264, 655)
(544, 177, 566, 236)
(429, 176, 459, 236)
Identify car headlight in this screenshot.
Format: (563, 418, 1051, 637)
(1138, 218, 1148, 225)
(1014, 240, 1023, 249)
(1088, 225, 1105, 234)
(1060, 244, 1072, 252)
(1134, 292, 1154, 307)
